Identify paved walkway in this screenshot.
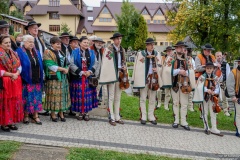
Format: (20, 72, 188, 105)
(0, 116, 240, 160)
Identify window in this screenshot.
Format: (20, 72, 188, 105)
(99, 18, 112, 22)
(102, 7, 109, 14)
(49, 12, 60, 19)
(155, 42, 157, 45)
(165, 42, 168, 46)
(147, 19, 150, 24)
(162, 20, 165, 24)
(160, 42, 164, 46)
(158, 20, 160, 24)
(153, 20, 157, 24)
(49, 25, 60, 32)
(156, 9, 163, 15)
(142, 9, 148, 15)
(49, 0, 60, 7)
(169, 42, 173, 46)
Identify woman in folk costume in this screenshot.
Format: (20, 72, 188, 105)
(18, 35, 44, 125)
(43, 36, 70, 122)
(0, 35, 23, 132)
(193, 62, 222, 135)
(171, 41, 191, 131)
(132, 38, 162, 125)
(69, 36, 98, 121)
(157, 46, 175, 110)
(226, 57, 240, 138)
(98, 32, 127, 126)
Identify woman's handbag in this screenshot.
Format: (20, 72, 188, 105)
(89, 77, 98, 87)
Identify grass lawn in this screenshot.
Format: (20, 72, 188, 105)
(120, 92, 236, 131)
(0, 141, 21, 160)
(66, 148, 185, 160)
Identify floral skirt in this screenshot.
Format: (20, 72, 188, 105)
(70, 79, 98, 113)
(44, 78, 70, 112)
(23, 83, 43, 114)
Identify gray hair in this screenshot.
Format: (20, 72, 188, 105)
(89, 35, 97, 40)
(22, 35, 34, 44)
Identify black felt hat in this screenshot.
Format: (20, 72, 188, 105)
(69, 36, 80, 43)
(0, 20, 9, 28)
(204, 62, 215, 68)
(110, 32, 124, 39)
(163, 46, 175, 52)
(236, 57, 240, 62)
(145, 38, 156, 44)
(24, 21, 41, 30)
(201, 43, 215, 50)
(59, 32, 73, 39)
(173, 41, 188, 47)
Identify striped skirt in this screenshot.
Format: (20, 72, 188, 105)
(70, 79, 98, 113)
(44, 77, 70, 112)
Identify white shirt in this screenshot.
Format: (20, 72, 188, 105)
(36, 37, 43, 58)
(204, 74, 220, 94)
(113, 44, 121, 69)
(147, 51, 153, 75)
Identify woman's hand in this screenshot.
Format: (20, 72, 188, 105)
(11, 73, 18, 80)
(62, 68, 68, 74)
(85, 71, 91, 77)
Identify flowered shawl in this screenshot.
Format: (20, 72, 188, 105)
(17, 47, 43, 86)
(0, 47, 20, 73)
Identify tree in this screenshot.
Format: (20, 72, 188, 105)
(58, 23, 72, 35)
(134, 15, 148, 51)
(0, 0, 9, 17)
(10, 10, 24, 20)
(116, 0, 140, 49)
(167, 0, 240, 59)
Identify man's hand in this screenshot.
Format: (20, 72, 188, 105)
(179, 70, 187, 76)
(122, 66, 127, 71)
(232, 97, 238, 103)
(207, 89, 213, 95)
(152, 68, 157, 72)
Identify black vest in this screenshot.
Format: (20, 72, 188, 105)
(221, 61, 227, 82)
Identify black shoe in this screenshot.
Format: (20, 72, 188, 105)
(8, 125, 18, 130)
(77, 113, 84, 121)
(181, 125, 190, 131)
(39, 111, 50, 116)
(58, 113, 66, 122)
(150, 120, 157, 125)
(205, 130, 211, 135)
(23, 116, 29, 125)
(172, 123, 179, 128)
(68, 111, 76, 116)
(50, 115, 58, 122)
(1, 126, 10, 132)
(141, 120, 146, 125)
(31, 117, 42, 125)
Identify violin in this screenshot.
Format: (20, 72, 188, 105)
(119, 60, 130, 90)
(210, 86, 222, 113)
(178, 59, 192, 94)
(148, 58, 159, 91)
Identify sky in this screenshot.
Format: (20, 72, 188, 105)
(83, 0, 168, 7)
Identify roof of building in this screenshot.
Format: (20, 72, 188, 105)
(77, 2, 176, 34)
(9, 0, 37, 12)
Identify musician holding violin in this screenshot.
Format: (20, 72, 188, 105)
(132, 38, 162, 125)
(193, 62, 222, 136)
(171, 41, 191, 131)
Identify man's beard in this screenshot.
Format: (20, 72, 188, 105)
(95, 45, 102, 50)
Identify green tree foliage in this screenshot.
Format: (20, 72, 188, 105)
(116, 0, 140, 49)
(0, 0, 9, 17)
(9, 10, 24, 20)
(134, 15, 148, 51)
(58, 23, 72, 35)
(167, 0, 240, 58)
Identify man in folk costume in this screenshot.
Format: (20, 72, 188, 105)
(184, 45, 196, 112)
(90, 37, 106, 105)
(0, 20, 18, 51)
(226, 57, 240, 138)
(25, 21, 46, 58)
(60, 32, 73, 62)
(132, 38, 162, 125)
(195, 43, 217, 118)
(157, 46, 175, 110)
(215, 51, 231, 116)
(193, 62, 222, 135)
(99, 32, 127, 126)
(171, 41, 191, 130)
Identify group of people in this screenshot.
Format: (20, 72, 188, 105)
(0, 20, 239, 138)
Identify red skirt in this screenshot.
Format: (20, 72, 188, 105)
(0, 76, 23, 126)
